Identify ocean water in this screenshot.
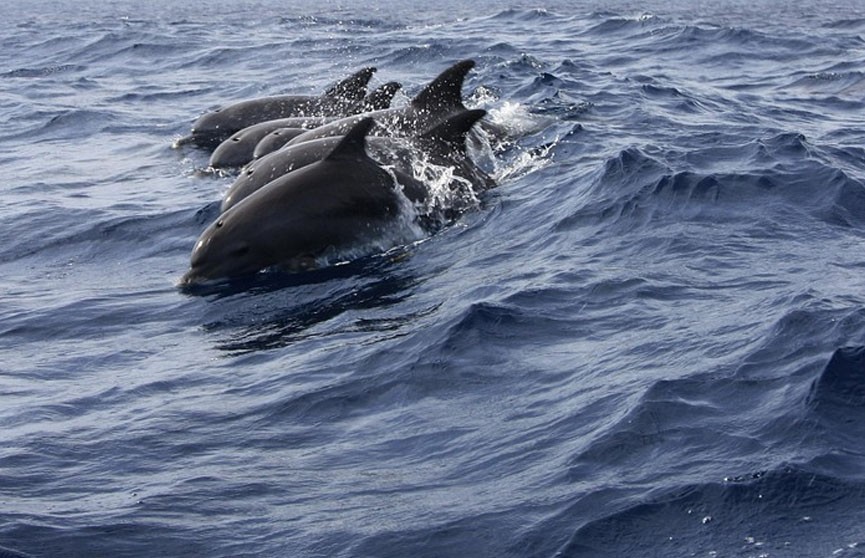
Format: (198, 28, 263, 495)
(2, 1, 865, 556)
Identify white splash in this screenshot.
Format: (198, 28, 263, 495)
(493, 137, 558, 182)
(486, 100, 556, 138)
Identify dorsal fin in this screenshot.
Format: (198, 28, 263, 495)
(324, 67, 377, 101)
(410, 59, 475, 114)
(325, 117, 375, 161)
(418, 109, 486, 156)
(363, 82, 402, 111)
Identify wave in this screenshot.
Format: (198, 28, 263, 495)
(824, 17, 865, 30)
(1, 64, 86, 78)
(385, 43, 470, 65)
(582, 13, 662, 36)
(488, 8, 559, 22)
(553, 336, 865, 555)
(556, 464, 865, 557)
(273, 14, 406, 32)
(551, 132, 865, 231)
(579, 17, 830, 68)
(3, 3, 865, 558)
(0, 108, 120, 142)
(808, 344, 865, 415)
(0, 206, 199, 266)
(787, 69, 865, 97)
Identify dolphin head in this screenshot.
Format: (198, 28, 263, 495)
(176, 110, 230, 150)
(180, 214, 266, 285)
(181, 189, 326, 285)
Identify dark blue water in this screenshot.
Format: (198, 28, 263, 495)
(2, 1, 865, 556)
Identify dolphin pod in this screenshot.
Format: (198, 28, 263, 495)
(285, 60, 475, 148)
(208, 81, 404, 169)
(179, 60, 494, 285)
(220, 108, 493, 213)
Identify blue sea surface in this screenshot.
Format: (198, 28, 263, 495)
(2, 1, 865, 556)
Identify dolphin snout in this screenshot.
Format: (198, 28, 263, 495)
(179, 268, 204, 286)
(172, 134, 196, 148)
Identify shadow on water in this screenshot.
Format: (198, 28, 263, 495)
(183, 248, 423, 354)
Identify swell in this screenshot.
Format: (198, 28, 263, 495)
(552, 131, 865, 232)
(555, 465, 865, 557)
(533, 331, 865, 557)
(0, 205, 203, 265)
(0, 109, 120, 142)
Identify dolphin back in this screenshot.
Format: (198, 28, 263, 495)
(323, 67, 377, 101)
(419, 108, 487, 156)
(411, 59, 474, 115)
(324, 117, 377, 162)
(363, 81, 403, 111)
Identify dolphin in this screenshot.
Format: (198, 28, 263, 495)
(175, 67, 377, 150)
(284, 59, 475, 148)
(181, 118, 414, 285)
(252, 127, 308, 159)
(220, 108, 492, 213)
(207, 82, 403, 169)
(361, 81, 403, 111)
(209, 122, 320, 170)
(402, 108, 496, 192)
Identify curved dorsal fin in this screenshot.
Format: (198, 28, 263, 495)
(410, 59, 475, 115)
(324, 67, 377, 101)
(363, 82, 402, 111)
(325, 117, 375, 162)
(418, 109, 486, 156)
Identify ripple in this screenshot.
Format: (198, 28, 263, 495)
(557, 465, 865, 557)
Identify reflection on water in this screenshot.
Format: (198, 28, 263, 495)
(193, 249, 427, 354)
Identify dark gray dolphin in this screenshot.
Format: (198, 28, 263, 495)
(361, 81, 403, 111)
(252, 127, 308, 159)
(181, 118, 410, 284)
(221, 132, 429, 213)
(285, 60, 475, 148)
(175, 67, 376, 150)
(405, 108, 496, 192)
(207, 81, 403, 169)
(209, 121, 322, 170)
(220, 109, 491, 213)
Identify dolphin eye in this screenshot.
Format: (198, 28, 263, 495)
(232, 245, 250, 256)
(216, 220, 224, 228)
